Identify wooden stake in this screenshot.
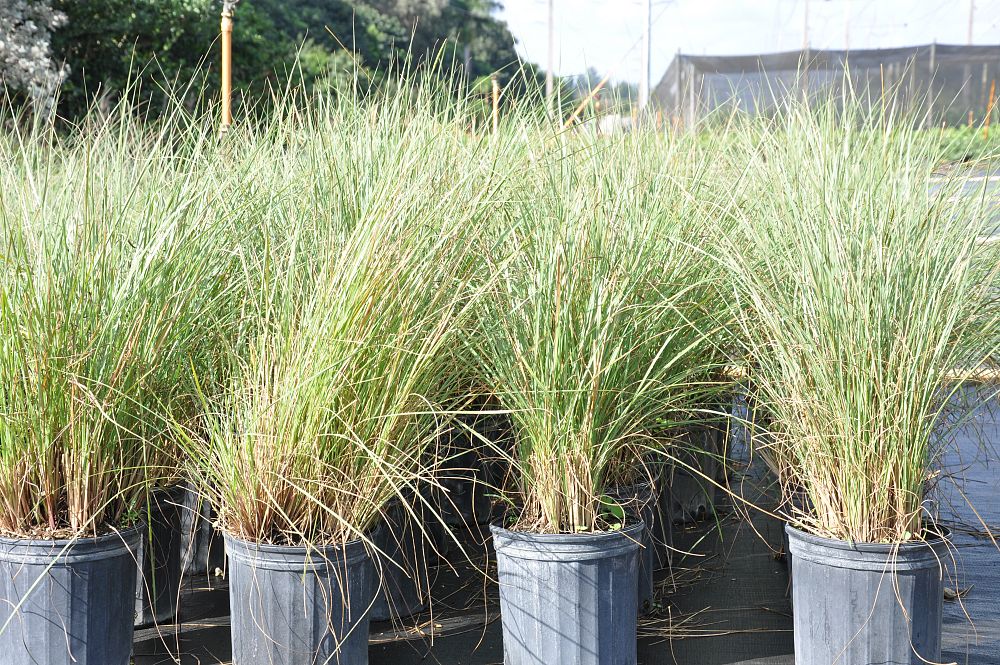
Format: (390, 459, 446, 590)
(220, 5, 234, 135)
(491, 75, 500, 135)
(564, 72, 612, 129)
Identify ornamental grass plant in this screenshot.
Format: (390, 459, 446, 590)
(179, 79, 511, 548)
(0, 99, 227, 538)
(719, 98, 1000, 544)
(467, 129, 726, 535)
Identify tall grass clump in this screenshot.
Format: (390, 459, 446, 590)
(181, 79, 507, 548)
(468, 132, 723, 535)
(0, 101, 225, 537)
(721, 99, 1000, 543)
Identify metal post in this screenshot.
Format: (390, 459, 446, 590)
(688, 60, 697, 126)
(545, 0, 555, 108)
(844, 1, 850, 50)
(675, 49, 682, 127)
(638, 0, 652, 111)
(803, 0, 810, 51)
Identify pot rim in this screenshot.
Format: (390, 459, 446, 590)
(0, 521, 144, 548)
(785, 522, 951, 553)
(491, 520, 646, 562)
(490, 518, 644, 543)
(223, 527, 379, 559)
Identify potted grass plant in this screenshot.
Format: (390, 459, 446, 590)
(468, 134, 720, 664)
(722, 99, 1000, 664)
(0, 107, 222, 663)
(178, 85, 499, 665)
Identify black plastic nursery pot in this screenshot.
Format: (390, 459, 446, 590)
(436, 413, 512, 530)
(666, 464, 716, 523)
(135, 484, 185, 627)
(368, 501, 433, 622)
(0, 524, 142, 665)
(491, 520, 643, 665)
(225, 531, 376, 665)
(608, 483, 657, 613)
(668, 418, 725, 524)
(786, 524, 950, 665)
(180, 484, 225, 577)
(648, 462, 674, 567)
(780, 491, 809, 606)
(437, 446, 493, 527)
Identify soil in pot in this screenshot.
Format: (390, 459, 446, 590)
(0, 524, 143, 665)
(786, 524, 950, 665)
(225, 531, 376, 665)
(491, 520, 643, 665)
(135, 484, 185, 627)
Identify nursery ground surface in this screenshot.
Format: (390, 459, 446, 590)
(931, 168, 1000, 236)
(132, 390, 999, 665)
(132, 500, 797, 665)
(936, 387, 1000, 665)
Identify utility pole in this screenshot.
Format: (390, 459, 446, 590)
(803, 0, 810, 51)
(968, 0, 975, 45)
(638, 0, 652, 110)
(546, 0, 555, 108)
(844, 1, 850, 50)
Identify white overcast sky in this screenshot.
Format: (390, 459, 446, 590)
(497, 1, 1000, 85)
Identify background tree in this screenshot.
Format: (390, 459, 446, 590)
(42, 0, 542, 120)
(0, 0, 68, 111)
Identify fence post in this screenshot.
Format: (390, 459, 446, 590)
(985, 79, 996, 139)
(926, 41, 937, 128)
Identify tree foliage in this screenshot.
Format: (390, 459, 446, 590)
(0, 0, 68, 105)
(41, 0, 528, 119)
